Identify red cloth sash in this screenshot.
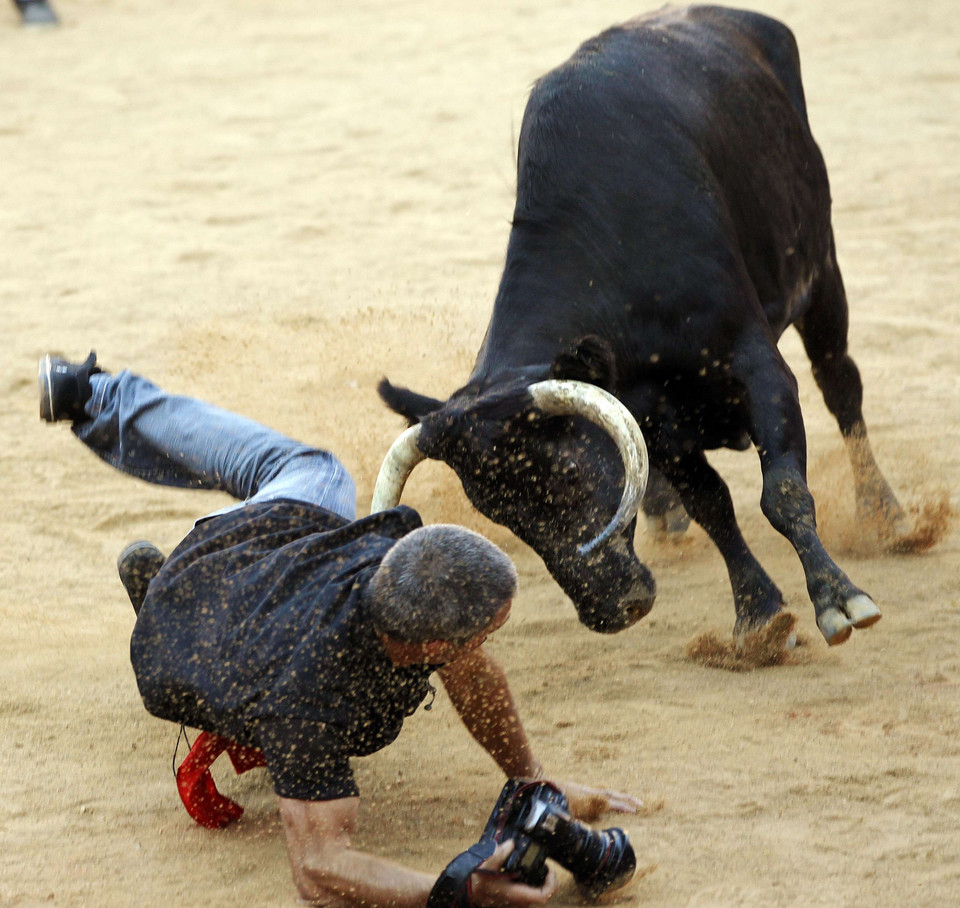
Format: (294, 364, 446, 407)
(175, 731, 267, 829)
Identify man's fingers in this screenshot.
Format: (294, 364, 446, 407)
(478, 838, 515, 873)
(605, 790, 642, 814)
(536, 867, 558, 902)
(472, 841, 558, 907)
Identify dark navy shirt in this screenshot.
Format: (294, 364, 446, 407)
(130, 500, 436, 801)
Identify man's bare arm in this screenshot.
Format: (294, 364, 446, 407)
(280, 795, 432, 908)
(437, 646, 540, 778)
(279, 795, 556, 908)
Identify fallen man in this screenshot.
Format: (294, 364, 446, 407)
(39, 351, 638, 907)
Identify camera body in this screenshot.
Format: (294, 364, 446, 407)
(481, 779, 636, 898)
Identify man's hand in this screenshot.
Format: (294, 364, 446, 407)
(547, 779, 641, 822)
(470, 841, 557, 908)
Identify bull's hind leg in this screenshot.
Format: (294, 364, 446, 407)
(642, 467, 691, 538)
(736, 333, 880, 645)
(795, 246, 910, 546)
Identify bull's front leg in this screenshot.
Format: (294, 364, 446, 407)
(659, 452, 785, 638)
(745, 350, 882, 645)
(758, 456, 880, 644)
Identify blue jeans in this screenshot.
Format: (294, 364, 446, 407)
(74, 371, 358, 522)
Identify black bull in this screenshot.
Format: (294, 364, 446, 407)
(378, 5, 912, 644)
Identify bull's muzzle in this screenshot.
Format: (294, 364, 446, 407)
(573, 566, 657, 634)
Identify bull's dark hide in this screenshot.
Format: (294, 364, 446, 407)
(380, 5, 907, 644)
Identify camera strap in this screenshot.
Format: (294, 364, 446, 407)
(427, 838, 497, 908)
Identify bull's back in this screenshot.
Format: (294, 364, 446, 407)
(520, 5, 812, 188)
(510, 4, 830, 341)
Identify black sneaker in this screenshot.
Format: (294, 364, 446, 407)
(117, 541, 166, 616)
(38, 351, 101, 423)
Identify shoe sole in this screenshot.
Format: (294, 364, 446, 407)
(118, 541, 166, 616)
(38, 355, 55, 422)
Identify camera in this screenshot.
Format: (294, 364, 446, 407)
(482, 778, 636, 899)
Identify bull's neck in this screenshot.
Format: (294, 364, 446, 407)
(468, 225, 627, 393)
(469, 304, 556, 393)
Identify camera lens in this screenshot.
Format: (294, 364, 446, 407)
(568, 826, 636, 899)
(526, 811, 636, 898)
(484, 780, 637, 897)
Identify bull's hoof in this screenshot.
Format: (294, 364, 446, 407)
(817, 608, 853, 646)
(845, 593, 882, 629)
(644, 505, 691, 540)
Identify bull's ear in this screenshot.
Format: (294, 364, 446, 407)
(377, 378, 444, 426)
(417, 386, 533, 462)
(551, 335, 617, 391)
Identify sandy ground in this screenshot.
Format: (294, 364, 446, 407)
(2, 0, 959, 904)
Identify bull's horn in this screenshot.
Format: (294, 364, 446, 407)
(528, 380, 649, 556)
(370, 423, 426, 513)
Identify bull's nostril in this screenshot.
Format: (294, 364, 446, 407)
(581, 594, 655, 634)
(625, 597, 654, 622)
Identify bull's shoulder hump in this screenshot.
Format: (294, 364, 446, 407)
(620, 5, 797, 50)
(611, 5, 800, 77)
(583, 5, 806, 122)
(534, 4, 800, 91)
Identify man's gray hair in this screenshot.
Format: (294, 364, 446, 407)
(369, 525, 518, 645)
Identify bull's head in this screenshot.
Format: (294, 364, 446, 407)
(374, 340, 657, 633)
